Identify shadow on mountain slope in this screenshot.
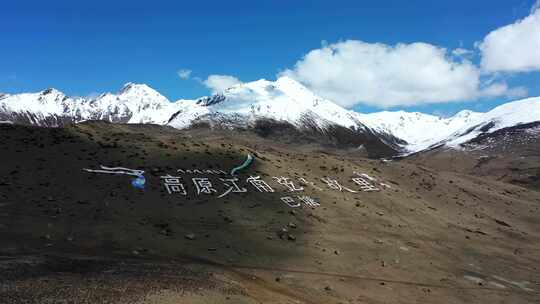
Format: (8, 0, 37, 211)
(1, 121, 539, 304)
(0, 121, 316, 264)
(188, 117, 401, 159)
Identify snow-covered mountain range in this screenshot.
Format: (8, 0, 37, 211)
(167, 77, 370, 131)
(1, 76, 539, 155)
(357, 110, 482, 152)
(0, 83, 183, 126)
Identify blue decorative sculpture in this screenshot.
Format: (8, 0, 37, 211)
(230, 154, 254, 175)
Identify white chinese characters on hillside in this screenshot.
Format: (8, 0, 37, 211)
(158, 172, 387, 208)
(84, 165, 389, 209)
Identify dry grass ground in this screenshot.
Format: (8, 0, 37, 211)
(0, 121, 539, 303)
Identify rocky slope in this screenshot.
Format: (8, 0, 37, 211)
(408, 121, 540, 189)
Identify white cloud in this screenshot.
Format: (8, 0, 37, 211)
(479, 9, 540, 72)
(280, 40, 521, 108)
(203, 74, 243, 93)
(479, 83, 528, 98)
(177, 69, 192, 79)
(531, 0, 540, 14)
(452, 48, 474, 58)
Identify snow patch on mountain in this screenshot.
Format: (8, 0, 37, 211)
(168, 76, 368, 131)
(358, 110, 482, 152)
(443, 97, 540, 148)
(113, 83, 178, 124)
(0, 83, 180, 126)
(1, 88, 72, 116)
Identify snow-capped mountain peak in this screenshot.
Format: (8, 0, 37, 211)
(167, 76, 366, 131)
(88, 83, 174, 124)
(0, 83, 177, 126)
(443, 97, 540, 148)
(116, 83, 169, 106)
(2, 89, 69, 116)
(358, 110, 483, 152)
(37, 88, 68, 104)
(40, 88, 63, 96)
(1, 79, 539, 156)
(119, 82, 159, 96)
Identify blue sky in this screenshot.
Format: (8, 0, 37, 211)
(1, 0, 539, 115)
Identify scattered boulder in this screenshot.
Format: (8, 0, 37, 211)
(160, 228, 173, 236)
(277, 227, 289, 239)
